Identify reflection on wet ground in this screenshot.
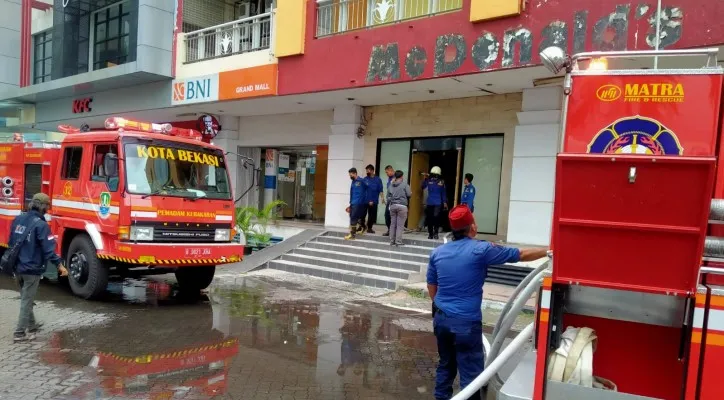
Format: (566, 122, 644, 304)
(0, 276, 439, 399)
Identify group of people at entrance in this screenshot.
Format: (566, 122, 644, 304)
(345, 164, 477, 242)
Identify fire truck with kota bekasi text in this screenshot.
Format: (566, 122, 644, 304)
(0, 117, 244, 299)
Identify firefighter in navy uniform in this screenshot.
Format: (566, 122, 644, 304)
(423, 166, 447, 239)
(345, 168, 369, 240)
(8, 193, 67, 342)
(427, 205, 548, 399)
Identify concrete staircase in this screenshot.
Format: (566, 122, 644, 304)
(266, 231, 534, 290)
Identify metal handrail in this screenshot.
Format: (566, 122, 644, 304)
(572, 48, 720, 69)
(184, 12, 272, 36)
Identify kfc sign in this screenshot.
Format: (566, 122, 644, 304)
(72, 98, 93, 114)
(197, 115, 221, 143)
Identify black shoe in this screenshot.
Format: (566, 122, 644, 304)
(367, 229, 375, 234)
(28, 322, 44, 334)
(428, 235, 433, 239)
(396, 242, 404, 246)
(434, 234, 439, 240)
(13, 334, 32, 343)
(382, 231, 390, 237)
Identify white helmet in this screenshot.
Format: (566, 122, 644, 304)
(430, 166, 442, 175)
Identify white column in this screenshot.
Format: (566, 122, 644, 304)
(325, 105, 364, 229)
(213, 115, 241, 202)
(506, 87, 562, 246)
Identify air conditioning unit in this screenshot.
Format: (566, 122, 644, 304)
(237, 1, 251, 18)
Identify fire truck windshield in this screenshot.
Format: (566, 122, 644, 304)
(123, 140, 231, 200)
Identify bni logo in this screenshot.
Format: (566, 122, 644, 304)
(173, 77, 214, 103)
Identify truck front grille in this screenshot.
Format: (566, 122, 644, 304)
(152, 227, 217, 243)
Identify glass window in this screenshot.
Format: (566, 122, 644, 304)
(123, 141, 231, 200)
(61, 147, 83, 180)
(377, 140, 410, 223)
(92, 1, 131, 71)
(32, 31, 52, 84)
(462, 136, 504, 234)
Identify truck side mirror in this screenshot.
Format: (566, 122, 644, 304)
(103, 153, 119, 191)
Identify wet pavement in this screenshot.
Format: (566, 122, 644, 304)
(0, 275, 444, 400)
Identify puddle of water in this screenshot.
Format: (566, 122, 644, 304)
(40, 277, 439, 399)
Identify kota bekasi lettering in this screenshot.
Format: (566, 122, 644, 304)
(134, 145, 220, 167)
(366, 3, 684, 83)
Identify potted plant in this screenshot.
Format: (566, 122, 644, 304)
(235, 200, 285, 254)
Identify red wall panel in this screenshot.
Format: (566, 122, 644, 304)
(278, 0, 724, 95)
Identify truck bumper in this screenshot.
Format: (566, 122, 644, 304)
(99, 242, 244, 267)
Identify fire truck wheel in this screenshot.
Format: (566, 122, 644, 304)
(66, 235, 109, 300)
(175, 266, 216, 292)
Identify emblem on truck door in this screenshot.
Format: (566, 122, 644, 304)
(99, 192, 111, 219)
(587, 115, 684, 155)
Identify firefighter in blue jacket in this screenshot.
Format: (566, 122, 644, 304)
(461, 173, 476, 212)
(423, 166, 447, 240)
(7, 193, 67, 342)
(345, 168, 369, 240)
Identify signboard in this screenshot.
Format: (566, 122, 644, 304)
(564, 73, 724, 157)
(218, 64, 278, 100)
(72, 98, 93, 113)
(171, 74, 220, 105)
(171, 65, 277, 105)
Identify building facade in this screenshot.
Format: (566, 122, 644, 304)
(0, 0, 722, 245)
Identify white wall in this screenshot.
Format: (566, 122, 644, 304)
(175, 46, 276, 79)
(237, 110, 333, 147)
(31, 6, 53, 34)
(506, 86, 563, 246)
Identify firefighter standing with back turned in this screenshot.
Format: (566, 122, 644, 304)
(423, 166, 447, 239)
(427, 205, 548, 400)
(345, 168, 368, 240)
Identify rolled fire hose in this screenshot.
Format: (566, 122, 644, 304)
(547, 326, 617, 391)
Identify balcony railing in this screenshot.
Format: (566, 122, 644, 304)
(316, 0, 462, 37)
(184, 13, 272, 64)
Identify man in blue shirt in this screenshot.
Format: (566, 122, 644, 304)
(345, 168, 368, 240)
(427, 205, 548, 400)
(461, 173, 476, 212)
(359, 164, 384, 234)
(423, 166, 447, 240)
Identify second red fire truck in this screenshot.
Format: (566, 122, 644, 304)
(0, 117, 244, 299)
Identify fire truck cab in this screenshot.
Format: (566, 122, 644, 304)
(0, 117, 243, 299)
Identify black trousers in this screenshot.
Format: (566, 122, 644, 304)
(426, 205, 442, 237)
(385, 204, 391, 229)
(359, 203, 379, 231)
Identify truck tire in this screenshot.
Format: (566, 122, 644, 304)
(66, 234, 108, 300)
(175, 266, 216, 292)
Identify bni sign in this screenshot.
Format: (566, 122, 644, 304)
(171, 74, 220, 105)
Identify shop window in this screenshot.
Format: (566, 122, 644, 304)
(33, 31, 52, 84)
(91, 1, 131, 71)
(61, 147, 83, 180)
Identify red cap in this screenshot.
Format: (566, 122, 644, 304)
(449, 205, 474, 230)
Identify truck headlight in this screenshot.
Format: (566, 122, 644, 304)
(215, 229, 231, 242)
(130, 226, 154, 241)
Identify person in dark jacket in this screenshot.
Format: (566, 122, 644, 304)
(8, 193, 66, 342)
(423, 166, 448, 240)
(360, 164, 384, 234)
(345, 168, 368, 240)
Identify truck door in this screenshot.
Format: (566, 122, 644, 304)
(85, 143, 120, 230)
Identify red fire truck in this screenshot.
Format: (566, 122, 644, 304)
(483, 47, 724, 400)
(0, 117, 243, 299)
